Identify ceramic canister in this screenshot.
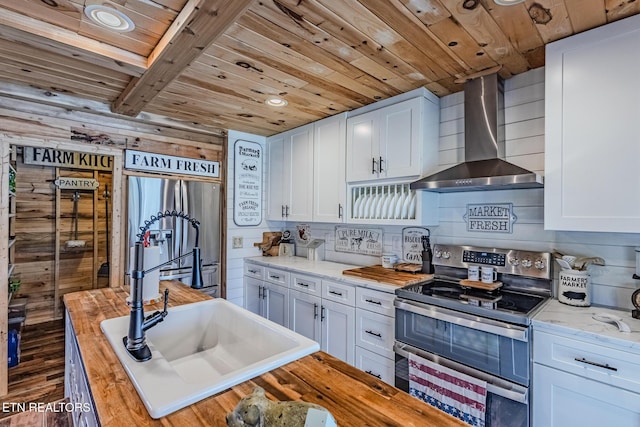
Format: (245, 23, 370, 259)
(381, 253, 398, 269)
(558, 270, 591, 307)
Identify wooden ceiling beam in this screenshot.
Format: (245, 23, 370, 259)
(0, 9, 146, 76)
(112, 0, 254, 117)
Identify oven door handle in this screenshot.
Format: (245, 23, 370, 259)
(394, 297, 528, 341)
(394, 341, 529, 404)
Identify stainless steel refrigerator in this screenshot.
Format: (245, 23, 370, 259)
(127, 176, 221, 296)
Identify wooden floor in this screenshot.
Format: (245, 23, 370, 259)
(1, 319, 65, 420)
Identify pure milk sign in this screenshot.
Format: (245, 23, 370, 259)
(463, 203, 517, 233)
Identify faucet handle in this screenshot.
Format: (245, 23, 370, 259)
(162, 288, 169, 315)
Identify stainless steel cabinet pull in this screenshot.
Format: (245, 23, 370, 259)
(379, 156, 384, 172)
(313, 303, 318, 319)
(365, 299, 382, 305)
(574, 357, 618, 371)
(329, 290, 343, 297)
(321, 306, 326, 321)
(372, 157, 377, 174)
(365, 370, 382, 379)
(365, 330, 382, 338)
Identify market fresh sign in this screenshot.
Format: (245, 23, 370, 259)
(24, 147, 113, 171)
(125, 150, 219, 178)
(463, 203, 517, 233)
(233, 140, 262, 226)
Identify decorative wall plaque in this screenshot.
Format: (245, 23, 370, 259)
(54, 177, 100, 190)
(463, 203, 517, 233)
(24, 147, 113, 171)
(335, 226, 383, 256)
(125, 149, 219, 178)
(402, 227, 430, 263)
(233, 140, 262, 226)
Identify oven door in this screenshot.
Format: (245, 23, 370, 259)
(395, 297, 530, 385)
(394, 341, 529, 427)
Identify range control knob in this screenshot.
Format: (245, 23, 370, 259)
(508, 257, 520, 266)
(521, 259, 532, 268)
(434, 250, 442, 258)
(442, 251, 451, 259)
(534, 259, 546, 270)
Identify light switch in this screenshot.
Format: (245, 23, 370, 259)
(232, 236, 243, 249)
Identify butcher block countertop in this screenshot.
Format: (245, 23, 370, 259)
(63, 281, 465, 427)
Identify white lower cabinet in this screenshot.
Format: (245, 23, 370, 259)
(244, 264, 289, 328)
(289, 282, 355, 365)
(354, 287, 395, 385)
(532, 329, 640, 426)
(65, 311, 99, 427)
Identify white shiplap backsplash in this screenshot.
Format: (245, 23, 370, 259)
(251, 67, 639, 311)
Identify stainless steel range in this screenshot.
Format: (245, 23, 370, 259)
(394, 244, 552, 427)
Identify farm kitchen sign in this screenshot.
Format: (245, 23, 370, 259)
(124, 150, 219, 178)
(24, 147, 113, 171)
(463, 203, 517, 233)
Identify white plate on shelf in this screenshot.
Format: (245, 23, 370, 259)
(394, 191, 406, 219)
(407, 193, 417, 219)
(401, 191, 413, 219)
(352, 193, 363, 219)
(374, 193, 386, 218)
(366, 194, 378, 219)
(386, 191, 398, 219)
(358, 193, 369, 219)
(379, 192, 391, 219)
(362, 193, 374, 219)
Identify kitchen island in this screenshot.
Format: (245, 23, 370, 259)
(62, 281, 465, 426)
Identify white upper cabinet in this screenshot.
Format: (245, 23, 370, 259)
(346, 93, 439, 183)
(544, 14, 640, 232)
(266, 124, 314, 221)
(313, 114, 347, 222)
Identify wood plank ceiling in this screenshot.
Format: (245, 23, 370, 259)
(0, 0, 637, 138)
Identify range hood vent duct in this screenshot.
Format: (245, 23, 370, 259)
(411, 73, 543, 192)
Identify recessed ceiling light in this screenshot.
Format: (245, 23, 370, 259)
(84, 5, 135, 32)
(265, 96, 288, 107)
(493, 0, 525, 5)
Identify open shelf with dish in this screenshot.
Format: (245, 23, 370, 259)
(347, 181, 439, 225)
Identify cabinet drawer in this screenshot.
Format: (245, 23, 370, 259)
(533, 330, 640, 393)
(356, 287, 395, 317)
(356, 309, 394, 359)
(244, 263, 264, 279)
(355, 346, 395, 386)
(321, 280, 356, 306)
(291, 273, 321, 296)
(264, 267, 289, 286)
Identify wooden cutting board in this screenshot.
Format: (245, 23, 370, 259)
(342, 265, 432, 287)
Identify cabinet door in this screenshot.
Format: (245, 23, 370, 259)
(285, 124, 314, 221)
(264, 282, 288, 328)
(346, 111, 378, 182)
(313, 114, 347, 222)
(545, 15, 640, 232)
(244, 277, 263, 317)
(533, 364, 640, 427)
(378, 98, 422, 179)
(266, 134, 285, 220)
(289, 289, 321, 343)
(321, 299, 355, 365)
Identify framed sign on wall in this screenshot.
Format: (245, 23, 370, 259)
(233, 140, 263, 226)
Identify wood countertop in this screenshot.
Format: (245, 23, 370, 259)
(63, 281, 465, 427)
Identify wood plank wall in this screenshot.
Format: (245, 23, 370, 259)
(0, 92, 225, 397)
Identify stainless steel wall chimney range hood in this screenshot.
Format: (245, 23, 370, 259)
(410, 73, 543, 192)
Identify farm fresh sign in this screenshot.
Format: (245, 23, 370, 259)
(463, 203, 517, 233)
(125, 150, 219, 178)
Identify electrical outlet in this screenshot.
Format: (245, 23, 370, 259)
(232, 236, 243, 249)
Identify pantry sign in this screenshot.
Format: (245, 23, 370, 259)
(463, 203, 517, 234)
